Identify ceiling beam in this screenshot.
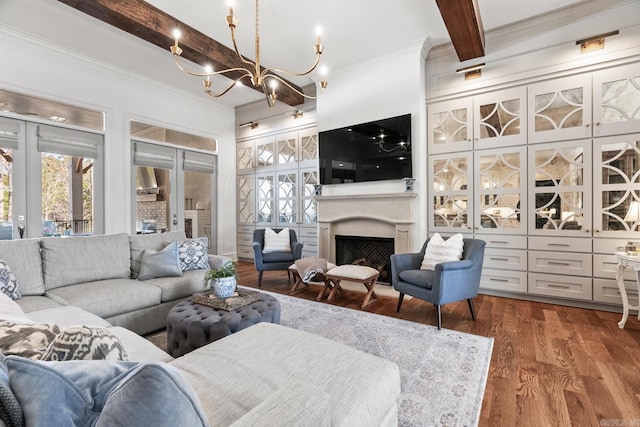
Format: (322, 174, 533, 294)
(57, 0, 305, 106)
(435, 0, 485, 62)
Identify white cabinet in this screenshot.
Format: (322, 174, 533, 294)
(428, 152, 473, 234)
(428, 98, 473, 154)
(593, 63, 640, 137)
(237, 126, 319, 260)
(473, 87, 527, 149)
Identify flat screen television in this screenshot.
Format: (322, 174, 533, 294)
(319, 113, 412, 185)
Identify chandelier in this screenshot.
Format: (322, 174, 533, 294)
(170, 0, 327, 107)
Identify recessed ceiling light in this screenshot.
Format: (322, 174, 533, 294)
(50, 116, 67, 123)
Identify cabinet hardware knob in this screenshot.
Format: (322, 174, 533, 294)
(585, 123, 590, 128)
(596, 122, 601, 126)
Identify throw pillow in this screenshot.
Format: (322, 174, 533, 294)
(262, 228, 291, 253)
(5, 357, 209, 427)
(0, 261, 21, 300)
(0, 354, 24, 427)
(175, 238, 210, 271)
(420, 233, 464, 270)
(42, 326, 128, 362)
(0, 321, 61, 360)
(138, 241, 182, 281)
(0, 293, 32, 324)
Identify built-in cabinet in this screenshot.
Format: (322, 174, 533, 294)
(427, 61, 640, 309)
(237, 126, 319, 260)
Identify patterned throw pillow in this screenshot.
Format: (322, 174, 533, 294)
(42, 326, 128, 361)
(0, 321, 61, 360)
(0, 260, 21, 300)
(263, 228, 291, 253)
(0, 354, 24, 427)
(420, 233, 465, 270)
(176, 238, 210, 271)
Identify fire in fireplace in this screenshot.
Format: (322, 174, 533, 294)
(335, 235, 394, 284)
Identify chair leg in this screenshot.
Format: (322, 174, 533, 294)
(467, 298, 476, 321)
(396, 293, 405, 312)
(435, 304, 442, 330)
(258, 271, 263, 288)
(287, 270, 291, 284)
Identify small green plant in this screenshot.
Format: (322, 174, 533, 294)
(205, 260, 238, 280)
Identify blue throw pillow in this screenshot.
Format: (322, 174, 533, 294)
(0, 354, 24, 427)
(176, 238, 210, 271)
(0, 261, 21, 300)
(5, 357, 209, 427)
(138, 241, 182, 281)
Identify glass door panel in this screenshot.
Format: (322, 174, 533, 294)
(184, 170, 212, 246)
(135, 165, 172, 233)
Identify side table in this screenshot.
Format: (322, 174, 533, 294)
(615, 252, 640, 329)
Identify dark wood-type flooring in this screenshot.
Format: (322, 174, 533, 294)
(237, 261, 640, 426)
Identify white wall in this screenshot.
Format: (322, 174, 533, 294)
(316, 41, 429, 250)
(0, 27, 237, 257)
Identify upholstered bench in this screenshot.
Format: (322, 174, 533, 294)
(288, 261, 337, 300)
(166, 293, 281, 357)
(325, 265, 380, 309)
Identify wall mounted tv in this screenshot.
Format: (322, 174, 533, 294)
(319, 113, 412, 185)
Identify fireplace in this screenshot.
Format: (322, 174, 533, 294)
(335, 235, 394, 283)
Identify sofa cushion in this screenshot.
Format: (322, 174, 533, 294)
(15, 296, 65, 313)
(129, 231, 186, 279)
(0, 260, 21, 300)
(176, 238, 210, 271)
(0, 293, 31, 324)
(41, 326, 128, 362)
(45, 279, 162, 319)
(399, 269, 434, 289)
(138, 241, 182, 281)
(4, 357, 208, 427)
(41, 233, 131, 289)
(26, 306, 111, 328)
(145, 269, 208, 302)
(0, 239, 45, 296)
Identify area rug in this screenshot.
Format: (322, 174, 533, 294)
(147, 292, 493, 426)
(271, 292, 493, 427)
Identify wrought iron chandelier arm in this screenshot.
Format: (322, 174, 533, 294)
(266, 74, 323, 100)
(260, 53, 321, 79)
(173, 55, 252, 78)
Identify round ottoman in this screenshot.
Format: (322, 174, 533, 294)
(167, 293, 281, 357)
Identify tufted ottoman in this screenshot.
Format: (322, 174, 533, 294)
(166, 293, 281, 357)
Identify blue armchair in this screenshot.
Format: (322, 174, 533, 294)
(252, 228, 304, 287)
(390, 237, 486, 330)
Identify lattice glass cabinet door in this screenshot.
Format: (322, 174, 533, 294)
(298, 128, 318, 167)
(593, 134, 640, 237)
(277, 171, 296, 225)
(528, 140, 592, 235)
(474, 146, 527, 234)
(237, 175, 254, 225)
(428, 98, 473, 154)
(474, 87, 527, 149)
(256, 173, 274, 225)
(593, 63, 640, 137)
(429, 152, 473, 233)
(528, 75, 592, 144)
(236, 141, 255, 172)
(255, 136, 275, 169)
(300, 169, 318, 225)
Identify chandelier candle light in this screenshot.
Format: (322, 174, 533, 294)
(170, 0, 328, 107)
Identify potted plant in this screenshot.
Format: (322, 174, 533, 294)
(205, 260, 238, 298)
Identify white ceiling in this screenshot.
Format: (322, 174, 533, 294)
(0, 0, 584, 109)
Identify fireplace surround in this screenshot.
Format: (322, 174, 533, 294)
(315, 192, 417, 267)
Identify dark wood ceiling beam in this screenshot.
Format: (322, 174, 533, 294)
(57, 0, 305, 106)
(435, 0, 485, 62)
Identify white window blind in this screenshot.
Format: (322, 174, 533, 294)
(184, 151, 216, 173)
(37, 124, 102, 158)
(0, 117, 21, 150)
(133, 141, 175, 169)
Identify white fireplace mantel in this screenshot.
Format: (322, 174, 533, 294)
(315, 192, 417, 262)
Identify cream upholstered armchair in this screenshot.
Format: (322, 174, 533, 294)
(390, 236, 486, 330)
(252, 228, 303, 287)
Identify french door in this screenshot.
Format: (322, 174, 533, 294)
(0, 117, 104, 239)
(132, 140, 217, 250)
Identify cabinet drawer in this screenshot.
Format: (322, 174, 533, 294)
(237, 233, 254, 246)
(593, 238, 627, 254)
(528, 273, 592, 301)
(302, 248, 319, 258)
(528, 251, 592, 276)
(593, 278, 639, 306)
(593, 254, 637, 280)
(480, 269, 527, 293)
(237, 225, 255, 234)
(482, 235, 527, 249)
(237, 245, 254, 260)
(528, 236, 592, 253)
(484, 248, 527, 270)
(299, 227, 319, 238)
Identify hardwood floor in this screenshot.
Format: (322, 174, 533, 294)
(237, 261, 640, 426)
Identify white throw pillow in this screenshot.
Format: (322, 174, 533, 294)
(262, 228, 291, 253)
(420, 233, 464, 270)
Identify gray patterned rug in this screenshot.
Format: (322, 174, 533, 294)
(271, 291, 493, 427)
(147, 293, 493, 426)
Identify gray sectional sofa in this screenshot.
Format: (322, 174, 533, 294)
(0, 232, 402, 426)
(0, 231, 229, 335)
